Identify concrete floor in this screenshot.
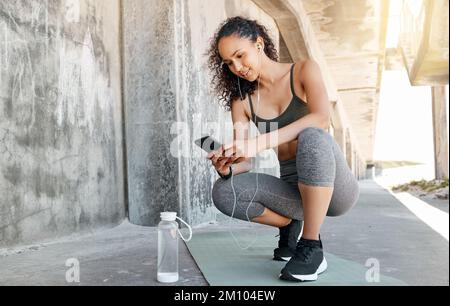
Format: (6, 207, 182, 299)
(0, 221, 207, 286)
(0, 179, 448, 286)
(419, 196, 449, 213)
(319, 180, 448, 286)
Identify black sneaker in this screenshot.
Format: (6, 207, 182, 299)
(273, 220, 302, 261)
(279, 237, 327, 282)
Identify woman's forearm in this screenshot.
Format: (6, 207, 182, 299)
(257, 113, 329, 152)
(231, 159, 253, 176)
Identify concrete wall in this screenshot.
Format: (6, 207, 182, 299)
(123, 0, 280, 226)
(0, 0, 286, 246)
(0, 0, 125, 247)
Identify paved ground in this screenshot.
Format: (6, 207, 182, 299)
(419, 196, 449, 213)
(319, 180, 448, 286)
(0, 222, 207, 286)
(0, 179, 448, 286)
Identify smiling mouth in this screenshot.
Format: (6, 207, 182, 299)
(241, 70, 250, 78)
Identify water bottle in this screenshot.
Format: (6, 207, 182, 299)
(157, 212, 192, 283)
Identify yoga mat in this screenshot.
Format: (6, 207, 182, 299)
(185, 230, 407, 286)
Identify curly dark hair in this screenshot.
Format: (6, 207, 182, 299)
(207, 16, 279, 111)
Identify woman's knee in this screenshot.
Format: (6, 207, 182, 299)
(212, 179, 228, 207)
(211, 179, 232, 217)
(297, 127, 328, 145)
(296, 127, 332, 158)
(211, 178, 263, 220)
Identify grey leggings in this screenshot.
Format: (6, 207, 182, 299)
(212, 127, 360, 221)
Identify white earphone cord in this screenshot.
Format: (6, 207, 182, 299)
(228, 46, 262, 250)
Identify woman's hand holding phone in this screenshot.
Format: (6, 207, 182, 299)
(195, 136, 244, 175)
(207, 147, 242, 176)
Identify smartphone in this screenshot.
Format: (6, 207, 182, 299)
(194, 136, 222, 153)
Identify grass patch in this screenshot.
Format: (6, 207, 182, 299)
(392, 178, 449, 193)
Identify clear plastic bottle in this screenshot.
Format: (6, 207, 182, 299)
(157, 212, 179, 283)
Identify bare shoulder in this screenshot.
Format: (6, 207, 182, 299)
(290, 59, 311, 100)
(296, 59, 320, 82)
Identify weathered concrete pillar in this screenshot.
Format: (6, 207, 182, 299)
(359, 158, 367, 180)
(366, 164, 375, 179)
(333, 128, 346, 156)
(122, 0, 181, 226)
(356, 157, 360, 179)
(431, 86, 449, 179)
(345, 129, 353, 172)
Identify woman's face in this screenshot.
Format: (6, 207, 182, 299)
(218, 35, 262, 82)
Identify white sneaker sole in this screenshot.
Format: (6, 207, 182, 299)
(273, 255, 292, 261)
(279, 257, 328, 282)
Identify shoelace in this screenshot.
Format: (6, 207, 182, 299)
(294, 241, 318, 261)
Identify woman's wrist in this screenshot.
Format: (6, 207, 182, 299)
(218, 167, 230, 175)
(217, 166, 232, 179)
